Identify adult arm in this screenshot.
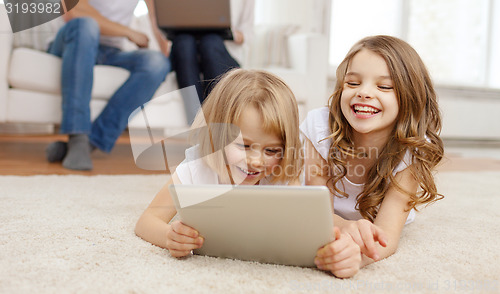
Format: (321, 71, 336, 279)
(144, 0, 171, 56)
(231, 0, 255, 45)
(62, 0, 149, 47)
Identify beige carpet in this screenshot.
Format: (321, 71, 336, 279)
(0, 172, 499, 293)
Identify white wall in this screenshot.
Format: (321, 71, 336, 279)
(438, 87, 500, 140)
(255, 0, 309, 28)
(254, 0, 328, 33)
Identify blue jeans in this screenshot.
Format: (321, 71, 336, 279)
(47, 17, 171, 152)
(171, 34, 239, 122)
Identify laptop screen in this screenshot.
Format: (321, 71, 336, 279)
(154, 0, 231, 29)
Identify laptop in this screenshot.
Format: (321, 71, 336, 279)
(154, 0, 233, 40)
(169, 184, 334, 267)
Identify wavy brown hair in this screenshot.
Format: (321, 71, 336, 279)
(326, 35, 444, 222)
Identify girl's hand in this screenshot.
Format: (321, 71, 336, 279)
(315, 227, 361, 278)
(341, 219, 388, 261)
(166, 221, 204, 257)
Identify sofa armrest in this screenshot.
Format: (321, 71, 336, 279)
(277, 33, 329, 110)
(232, 25, 330, 113)
(0, 4, 13, 122)
(288, 33, 328, 106)
(287, 33, 327, 73)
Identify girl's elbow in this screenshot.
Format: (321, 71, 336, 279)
(382, 241, 399, 259)
(134, 223, 142, 238)
(386, 246, 398, 258)
(134, 215, 147, 238)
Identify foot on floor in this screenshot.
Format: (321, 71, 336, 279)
(62, 134, 93, 171)
(45, 141, 68, 163)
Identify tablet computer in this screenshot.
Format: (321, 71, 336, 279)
(169, 184, 334, 267)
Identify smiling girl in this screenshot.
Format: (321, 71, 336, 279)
(135, 69, 362, 278)
(302, 35, 444, 271)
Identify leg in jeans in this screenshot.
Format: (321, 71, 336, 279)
(47, 17, 100, 134)
(199, 34, 240, 100)
(90, 46, 170, 152)
(46, 17, 100, 170)
(171, 34, 203, 123)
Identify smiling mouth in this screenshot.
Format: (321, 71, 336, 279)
(352, 105, 381, 115)
(237, 166, 260, 176)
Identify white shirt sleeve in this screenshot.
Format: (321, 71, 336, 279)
(175, 145, 219, 185)
(225, 0, 255, 65)
(299, 107, 332, 161)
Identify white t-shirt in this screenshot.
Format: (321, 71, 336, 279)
(225, 0, 255, 66)
(300, 107, 415, 224)
(89, 0, 139, 49)
(175, 145, 274, 185)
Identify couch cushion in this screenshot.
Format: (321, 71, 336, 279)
(8, 47, 130, 100)
(128, 83, 188, 130)
(6, 88, 113, 124)
(7, 89, 62, 124)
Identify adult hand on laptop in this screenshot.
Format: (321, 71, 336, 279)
(144, 0, 171, 56)
(232, 30, 244, 45)
(166, 221, 204, 258)
(314, 227, 362, 278)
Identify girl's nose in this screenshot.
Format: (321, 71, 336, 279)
(247, 151, 264, 168)
(357, 85, 373, 99)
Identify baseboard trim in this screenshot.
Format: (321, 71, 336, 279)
(0, 123, 55, 135)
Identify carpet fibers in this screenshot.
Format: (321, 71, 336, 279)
(0, 172, 499, 293)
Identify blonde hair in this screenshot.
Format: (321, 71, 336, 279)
(327, 35, 444, 221)
(191, 68, 303, 184)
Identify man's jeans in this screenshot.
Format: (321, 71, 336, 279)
(47, 17, 171, 152)
(171, 33, 239, 123)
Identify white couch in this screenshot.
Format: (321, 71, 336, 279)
(0, 4, 187, 135)
(0, 4, 329, 135)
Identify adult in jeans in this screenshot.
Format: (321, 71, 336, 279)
(170, 0, 254, 123)
(45, 0, 171, 170)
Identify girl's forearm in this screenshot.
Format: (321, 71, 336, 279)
(333, 213, 350, 228)
(135, 213, 170, 249)
(333, 214, 399, 267)
(360, 241, 398, 267)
